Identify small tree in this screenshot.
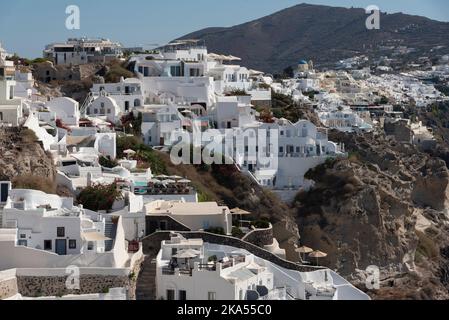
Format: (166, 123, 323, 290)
(77, 183, 123, 211)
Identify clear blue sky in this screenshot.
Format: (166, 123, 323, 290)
(1, 0, 449, 58)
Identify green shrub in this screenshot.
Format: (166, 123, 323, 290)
(77, 183, 123, 211)
(252, 220, 270, 229)
(116, 135, 167, 174)
(99, 156, 118, 168)
(208, 255, 218, 262)
(232, 227, 244, 238)
(105, 61, 135, 83)
(225, 89, 248, 96)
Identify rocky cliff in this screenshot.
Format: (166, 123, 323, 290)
(294, 130, 449, 299)
(0, 127, 55, 191)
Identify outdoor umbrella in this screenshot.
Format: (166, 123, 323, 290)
(178, 179, 191, 184)
(309, 250, 328, 266)
(123, 149, 136, 159)
(172, 249, 201, 264)
(295, 246, 313, 263)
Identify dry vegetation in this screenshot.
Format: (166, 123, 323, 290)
(12, 175, 57, 194)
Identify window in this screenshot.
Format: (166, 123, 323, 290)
(167, 289, 175, 301)
(125, 101, 130, 112)
(208, 292, 216, 300)
(170, 66, 182, 77)
(87, 241, 94, 251)
(44, 240, 52, 250)
(57, 227, 65, 237)
(179, 290, 187, 301)
(20, 234, 26, 239)
(107, 108, 111, 114)
(18, 240, 27, 247)
(279, 146, 284, 153)
(69, 240, 77, 249)
(0, 112, 3, 121)
(189, 68, 200, 77)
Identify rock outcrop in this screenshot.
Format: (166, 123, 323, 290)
(294, 130, 449, 299)
(0, 127, 55, 181)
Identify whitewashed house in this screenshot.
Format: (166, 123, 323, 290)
(145, 201, 232, 235)
(90, 77, 144, 114)
(210, 95, 258, 129)
(140, 105, 184, 146)
(43, 38, 123, 66)
(46, 97, 80, 126)
(130, 41, 270, 109)
(85, 96, 121, 123)
(318, 107, 373, 133)
(0, 52, 23, 127)
(1, 190, 106, 256)
(156, 234, 370, 300)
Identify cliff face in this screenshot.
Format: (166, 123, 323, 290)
(294, 131, 449, 299)
(0, 127, 55, 182)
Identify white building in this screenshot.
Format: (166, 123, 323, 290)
(85, 95, 121, 123)
(156, 234, 370, 300)
(130, 41, 270, 109)
(46, 97, 80, 126)
(227, 118, 344, 191)
(318, 107, 373, 133)
(210, 95, 258, 129)
(140, 104, 184, 146)
(1, 189, 107, 256)
(89, 77, 144, 114)
(0, 50, 23, 127)
(145, 201, 232, 235)
(43, 38, 123, 66)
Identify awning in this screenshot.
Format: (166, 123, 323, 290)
(82, 232, 111, 242)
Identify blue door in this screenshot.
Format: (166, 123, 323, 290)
(55, 239, 67, 255)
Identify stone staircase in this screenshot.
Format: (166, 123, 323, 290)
(104, 222, 117, 251)
(136, 257, 157, 300)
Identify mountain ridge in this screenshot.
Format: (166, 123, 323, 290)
(178, 3, 449, 73)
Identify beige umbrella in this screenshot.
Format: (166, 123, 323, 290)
(123, 149, 136, 159)
(295, 246, 313, 263)
(309, 250, 328, 266)
(123, 149, 136, 155)
(230, 208, 251, 215)
(231, 208, 252, 228)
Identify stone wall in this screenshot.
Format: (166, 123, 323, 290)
(0, 277, 18, 299)
(242, 224, 274, 247)
(251, 99, 272, 109)
(142, 231, 323, 273)
(16, 275, 130, 298)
